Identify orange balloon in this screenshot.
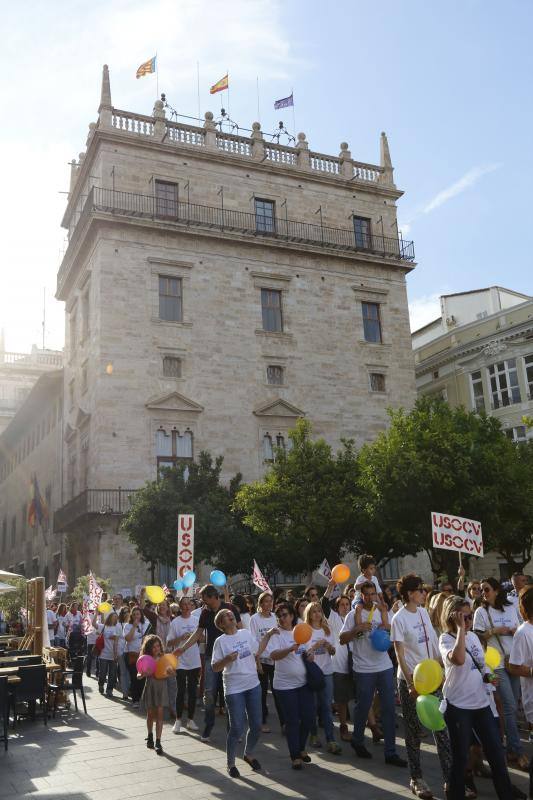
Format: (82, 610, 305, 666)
(293, 622, 313, 645)
(154, 653, 178, 679)
(331, 563, 350, 584)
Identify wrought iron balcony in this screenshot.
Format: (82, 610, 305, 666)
(59, 187, 414, 293)
(54, 487, 139, 533)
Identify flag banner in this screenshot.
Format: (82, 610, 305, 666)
(162, 584, 169, 595)
(88, 572, 103, 607)
(178, 514, 194, 578)
(431, 511, 484, 557)
(28, 474, 48, 528)
(45, 585, 55, 601)
(252, 560, 272, 594)
(317, 558, 332, 580)
(81, 597, 95, 635)
(274, 92, 293, 110)
(57, 568, 67, 593)
(136, 55, 156, 79)
(210, 73, 229, 95)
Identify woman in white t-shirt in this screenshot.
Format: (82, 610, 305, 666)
(64, 603, 83, 635)
(341, 581, 405, 766)
(390, 574, 451, 800)
(168, 597, 202, 733)
(321, 583, 353, 741)
(212, 607, 266, 778)
(124, 606, 150, 706)
(250, 591, 283, 732)
(440, 595, 515, 800)
(303, 602, 341, 754)
(473, 576, 525, 769)
(55, 603, 68, 647)
(266, 601, 312, 770)
(117, 607, 130, 700)
(509, 586, 533, 795)
(95, 611, 121, 697)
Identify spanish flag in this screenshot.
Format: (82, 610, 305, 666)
(210, 73, 228, 95)
(136, 55, 157, 79)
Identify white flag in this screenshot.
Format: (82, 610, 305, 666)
(252, 560, 272, 594)
(317, 559, 332, 580)
(45, 585, 55, 601)
(88, 572, 103, 607)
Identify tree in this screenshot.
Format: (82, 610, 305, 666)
(0, 578, 27, 623)
(357, 396, 533, 580)
(121, 452, 266, 579)
(234, 419, 363, 574)
(70, 574, 113, 605)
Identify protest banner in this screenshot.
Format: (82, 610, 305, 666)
(431, 512, 483, 558)
(177, 514, 194, 578)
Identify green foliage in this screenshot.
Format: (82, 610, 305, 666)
(234, 419, 362, 573)
(0, 578, 27, 621)
(357, 396, 533, 577)
(70, 574, 113, 605)
(121, 452, 267, 577)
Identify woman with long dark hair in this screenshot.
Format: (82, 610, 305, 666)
(473, 576, 525, 770)
(124, 606, 150, 707)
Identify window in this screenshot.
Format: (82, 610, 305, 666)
(80, 437, 89, 491)
(261, 289, 283, 332)
(353, 216, 372, 249)
(255, 198, 275, 234)
(155, 180, 178, 218)
(362, 302, 382, 343)
(505, 425, 527, 444)
(369, 372, 386, 392)
(488, 359, 521, 408)
(159, 276, 182, 322)
(81, 291, 90, 341)
(267, 365, 284, 385)
(525, 354, 533, 399)
(10, 516, 16, 547)
(45, 485, 52, 529)
(32, 557, 39, 577)
(262, 432, 291, 463)
(67, 447, 77, 500)
(262, 434, 274, 462)
(470, 371, 485, 413)
(155, 428, 193, 474)
(20, 504, 26, 540)
(70, 311, 77, 354)
(162, 356, 182, 378)
(17, 563, 25, 577)
(69, 379, 75, 409)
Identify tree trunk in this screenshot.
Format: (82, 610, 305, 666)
(150, 562, 155, 583)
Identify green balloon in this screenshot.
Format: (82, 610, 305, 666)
(416, 694, 446, 732)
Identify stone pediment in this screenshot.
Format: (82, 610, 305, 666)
(145, 391, 204, 413)
(253, 398, 305, 418)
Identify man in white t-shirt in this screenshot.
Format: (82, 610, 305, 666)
(509, 584, 533, 796)
(507, 572, 528, 611)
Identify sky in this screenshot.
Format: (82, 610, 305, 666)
(1, 0, 532, 352)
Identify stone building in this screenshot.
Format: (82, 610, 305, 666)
(0, 334, 63, 435)
(412, 286, 533, 581)
(0, 370, 64, 583)
(45, 64, 417, 589)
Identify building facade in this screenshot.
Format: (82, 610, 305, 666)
(412, 286, 533, 580)
(27, 64, 416, 589)
(0, 335, 63, 435)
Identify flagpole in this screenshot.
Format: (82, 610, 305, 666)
(256, 76, 260, 123)
(156, 52, 159, 99)
(226, 69, 230, 122)
(196, 61, 201, 122)
(291, 86, 296, 134)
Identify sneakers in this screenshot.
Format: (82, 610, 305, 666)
(327, 741, 342, 755)
(385, 754, 407, 767)
(172, 720, 182, 734)
(146, 733, 154, 750)
(186, 719, 199, 731)
(409, 778, 434, 799)
(228, 765, 240, 778)
(309, 735, 322, 748)
(352, 743, 372, 759)
(155, 738, 163, 755)
(200, 728, 211, 742)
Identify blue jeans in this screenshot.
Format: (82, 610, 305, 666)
(276, 685, 315, 760)
(353, 668, 397, 758)
(98, 659, 117, 694)
(203, 659, 223, 736)
(444, 702, 513, 800)
(495, 667, 522, 755)
(314, 673, 336, 743)
(118, 654, 130, 695)
(224, 683, 262, 768)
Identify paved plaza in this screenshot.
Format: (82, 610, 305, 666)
(0, 679, 530, 799)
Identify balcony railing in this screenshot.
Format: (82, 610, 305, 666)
(1, 351, 63, 367)
(54, 487, 139, 532)
(60, 187, 414, 290)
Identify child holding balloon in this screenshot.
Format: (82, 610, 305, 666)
(138, 634, 178, 755)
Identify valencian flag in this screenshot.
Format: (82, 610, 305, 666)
(274, 92, 293, 110)
(136, 55, 157, 79)
(27, 474, 48, 528)
(210, 73, 229, 95)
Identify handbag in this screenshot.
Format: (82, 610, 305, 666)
(94, 630, 105, 656)
(302, 652, 325, 691)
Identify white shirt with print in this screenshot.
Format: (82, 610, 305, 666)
(211, 629, 259, 696)
(390, 605, 439, 681)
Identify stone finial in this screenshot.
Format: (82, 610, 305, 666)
(69, 159, 78, 193)
(98, 64, 112, 128)
(379, 131, 395, 187)
(251, 121, 263, 139)
(251, 122, 265, 160)
(86, 122, 97, 148)
(153, 99, 166, 139)
(153, 99, 165, 118)
(203, 111, 216, 147)
(296, 131, 308, 149)
(296, 132, 310, 169)
(78, 152, 86, 165)
(339, 141, 353, 178)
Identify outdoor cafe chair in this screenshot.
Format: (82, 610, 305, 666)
(50, 656, 87, 716)
(0, 676, 8, 750)
(10, 664, 47, 726)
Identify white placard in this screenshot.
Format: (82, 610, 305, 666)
(177, 514, 195, 578)
(431, 512, 483, 557)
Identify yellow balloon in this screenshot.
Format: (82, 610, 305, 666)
(145, 585, 166, 604)
(413, 659, 443, 695)
(485, 646, 501, 671)
(97, 601, 112, 614)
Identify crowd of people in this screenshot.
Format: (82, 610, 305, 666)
(41, 559, 533, 800)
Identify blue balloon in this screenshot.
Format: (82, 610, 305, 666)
(210, 570, 227, 587)
(182, 570, 196, 588)
(173, 578, 184, 591)
(370, 628, 391, 652)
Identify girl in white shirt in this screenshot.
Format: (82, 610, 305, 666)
(212, 608, 267, 778)
(440, 595, 515, 800)
(124, 606, 150, 706)
(303, 602, 341, 754)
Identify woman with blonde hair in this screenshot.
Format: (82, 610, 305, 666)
(303, 601, 341, 754)
(428, 592, 447, 635)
